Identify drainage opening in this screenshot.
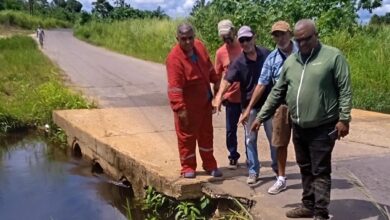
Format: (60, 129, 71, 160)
(91, 160, 104, 174)
(72, 143, 82, 158)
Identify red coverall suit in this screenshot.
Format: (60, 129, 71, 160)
(166, 39, 220, 174)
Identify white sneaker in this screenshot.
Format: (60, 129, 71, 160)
(268, 178, 287, 194)
(246, 173, 259, 184)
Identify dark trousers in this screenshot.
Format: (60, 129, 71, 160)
(225, 101, 241, 160)
(292, 121, 337, 219)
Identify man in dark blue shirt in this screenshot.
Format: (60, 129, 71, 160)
(214, 25, 276, 184)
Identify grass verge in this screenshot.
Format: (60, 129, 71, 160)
(74, 19, 180, 63)
(0, 35, 93, 133)
(0, 10, 71, 29)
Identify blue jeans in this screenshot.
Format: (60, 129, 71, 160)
(244, 108, 277, 175)
(225, 102, 241, 160)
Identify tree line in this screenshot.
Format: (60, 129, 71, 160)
(0, 0, 168, 24)
(189, 0, 387, 53)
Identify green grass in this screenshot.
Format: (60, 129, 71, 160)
(323, 26, 390, 113)
(74, 19, 181, 63)
(0, 35, 93, 132)
(74, 20, 390, 113)
(0, 10, 71, 29)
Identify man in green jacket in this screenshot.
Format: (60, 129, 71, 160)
(251, 19, 352, 220)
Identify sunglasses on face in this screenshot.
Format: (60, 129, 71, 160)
(238, 36, 253, 43)
(295, 34, 314, 43)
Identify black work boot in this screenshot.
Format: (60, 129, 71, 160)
(286, 206, 314, 218)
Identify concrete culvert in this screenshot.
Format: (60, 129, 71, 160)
(91, 159, 104, 174)
(72, 142, 82, 158)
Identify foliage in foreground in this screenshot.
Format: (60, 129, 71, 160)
(139, 186, 252, 220)
(0, 35, 93, 133)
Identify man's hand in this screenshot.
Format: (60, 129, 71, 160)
(177, 110, 189, 128)
(212, 95, 223, 112)
(251, 119, 262, 132)
(238, 109, 250, 125)
(335, 121, 349, 139)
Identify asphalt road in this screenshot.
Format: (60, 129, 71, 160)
(43, 29, 168, 108)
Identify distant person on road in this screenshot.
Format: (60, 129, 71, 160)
(213, 25, 277, 185)
(251, 19, 352, 220)
(166, 23, 222, 178)
(36, 26, 45, 48)
(214, 19, 242, 169)
(238, 21, 298, 194)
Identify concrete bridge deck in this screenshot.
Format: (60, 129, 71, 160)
(54, 107, 390, 219)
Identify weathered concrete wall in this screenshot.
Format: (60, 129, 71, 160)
(53, 108, 212, 200)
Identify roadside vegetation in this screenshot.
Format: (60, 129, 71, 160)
(0, 10, 70, 29)
(123, 186, 253, 220)
(74, 19, 179, 63)
(323, 26, 390, 113)
(0, 35, 93, 133)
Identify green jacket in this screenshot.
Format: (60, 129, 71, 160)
(257, 44, 352, 128)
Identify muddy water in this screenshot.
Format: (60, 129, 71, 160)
(0, 132, 140, 220)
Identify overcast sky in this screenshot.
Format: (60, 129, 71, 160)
(80, 0, 390, 23)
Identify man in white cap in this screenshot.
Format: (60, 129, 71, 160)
(213, 25, 276, 184)
(215, 19, 242, 169)
(239, 20, 298, 194)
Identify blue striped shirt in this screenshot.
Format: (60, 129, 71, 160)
(258, 41, 298, 85)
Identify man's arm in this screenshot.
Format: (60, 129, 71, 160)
(166, 56, 186, 112)
(214, 51, 224, 94)
(251, 67, 288, 131)
(239, 54, 273, 124)
(334, 53, 352, 138)
(213, 79, 232, 111)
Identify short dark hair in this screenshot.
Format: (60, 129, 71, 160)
(177, 23, 194, 36)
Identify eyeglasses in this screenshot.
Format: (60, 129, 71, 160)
(238, 36, 253, 43)
(179, 36, 194, 41)
(295, 34, 314, 43)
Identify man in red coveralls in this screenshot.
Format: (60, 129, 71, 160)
(166, 23, 223, 178)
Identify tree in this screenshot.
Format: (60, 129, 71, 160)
(190, 0, 384, 53)
(190, 0, 205, 16)
(357, 0, 382, 12)
(52, 0, 66, 8)
(92, 0, 113, 18)
(370, 12, 390, 24)
(0, 0, 25, 10)
(66, 0, 82, 13)
(113, 0, 124, 7)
